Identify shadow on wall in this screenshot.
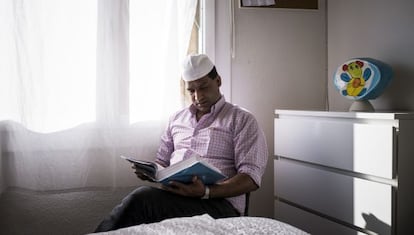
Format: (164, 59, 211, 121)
(378, 63, 414, 111)
(363, 213, 391, 235)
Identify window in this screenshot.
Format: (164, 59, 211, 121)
(0, 0, 212, 132)
(129, 0, 209, 123)
(0, 0, 97, 132)
(0, 0, 215, 192)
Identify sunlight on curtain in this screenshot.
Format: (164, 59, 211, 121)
(0, 0, 198, 192)
(0, 0, 96, 133)
(130, 0, 197, 122)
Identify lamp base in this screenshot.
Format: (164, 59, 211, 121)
(349, 100, 375, 112)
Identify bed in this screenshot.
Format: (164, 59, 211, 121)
(91, 214, 308, 235)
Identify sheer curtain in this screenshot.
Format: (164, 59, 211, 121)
(0, 0, 197, 194)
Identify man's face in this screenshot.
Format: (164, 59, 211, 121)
(185, 75, 221, 115)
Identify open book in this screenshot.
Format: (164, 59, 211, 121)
(120, 155, 226, 185)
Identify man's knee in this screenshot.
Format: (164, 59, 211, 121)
(121, 186, 167, 209)
(127, 186, 165, 200)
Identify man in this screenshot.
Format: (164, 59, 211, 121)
(94, 54, 268, 232)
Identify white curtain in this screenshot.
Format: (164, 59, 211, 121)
(0, 0, 197, 193)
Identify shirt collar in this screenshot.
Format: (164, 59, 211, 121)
(189, 95, 225, 115)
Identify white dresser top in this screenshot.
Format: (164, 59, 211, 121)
(275, 109, 414, 120)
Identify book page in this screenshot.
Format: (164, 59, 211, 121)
(155, 162, 165, 170)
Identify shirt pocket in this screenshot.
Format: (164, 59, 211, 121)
(206, 127, 234, 157)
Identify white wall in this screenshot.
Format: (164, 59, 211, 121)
(328, 0, 414, 111)
(215, 0, 327, 218)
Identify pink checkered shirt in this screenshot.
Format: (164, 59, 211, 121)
(156, 96, 268, 214)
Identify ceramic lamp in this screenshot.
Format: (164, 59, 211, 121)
(333, 58, 393, 112)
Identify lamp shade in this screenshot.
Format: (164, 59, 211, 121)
(333, 58, 393, 101)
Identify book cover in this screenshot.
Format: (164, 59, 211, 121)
(120, 155, 159, 182)
(120, 155, 226, 185)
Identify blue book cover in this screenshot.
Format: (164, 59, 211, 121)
(158, 157, 227, 185)
(121, 155, 227, 185)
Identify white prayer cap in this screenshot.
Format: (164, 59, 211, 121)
(181, 54, 214, 82)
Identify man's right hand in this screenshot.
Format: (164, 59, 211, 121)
(161, 176, 206, 198)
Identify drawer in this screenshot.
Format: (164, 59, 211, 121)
(274, 159, 393, 235)
(274, 118, 395, 179)
(275, 200, 361, 235)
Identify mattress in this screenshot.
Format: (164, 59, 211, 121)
(92, 213, 308, 235)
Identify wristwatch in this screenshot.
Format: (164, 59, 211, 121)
(201, 186, 210, 199)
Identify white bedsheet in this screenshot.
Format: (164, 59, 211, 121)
(92, 214, 309, 235)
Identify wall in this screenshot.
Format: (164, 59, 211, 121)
(328, 0, 414, 111)
(0, 187, 135, 235)
(0, 142, 3, 195)
(215, 0, 327, 218)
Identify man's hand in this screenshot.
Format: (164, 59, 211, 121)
(161, 176, 206, 198)
(132, 165, 155, 182)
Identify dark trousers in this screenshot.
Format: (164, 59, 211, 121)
(94, 186, 240, 232)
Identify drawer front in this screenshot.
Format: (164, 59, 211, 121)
(274, 118, 395, 179)
(275, 200, 361, 235)
(274, 159, 392, 235)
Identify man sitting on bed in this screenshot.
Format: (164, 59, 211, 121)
(94, 54, 268, 232)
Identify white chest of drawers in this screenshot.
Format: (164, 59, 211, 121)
(274, 109, 414, 235)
